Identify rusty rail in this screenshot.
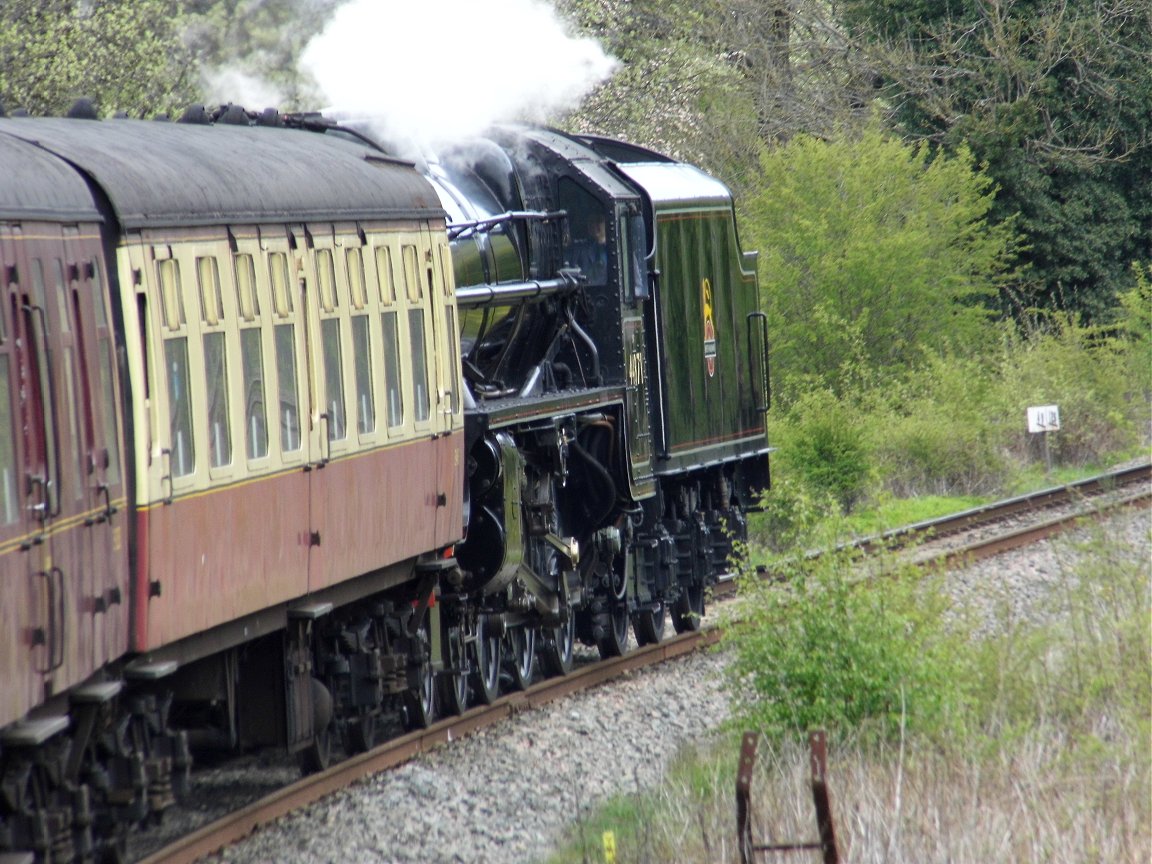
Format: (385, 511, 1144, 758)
(737, 730, 839, 864)
(139, 628, 720, 864)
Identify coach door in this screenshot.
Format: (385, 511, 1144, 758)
(63, 230, 130, 670)
(0, 225, 44, 718)
(4, 228, 108, 695)
(420, 227, 461, 541)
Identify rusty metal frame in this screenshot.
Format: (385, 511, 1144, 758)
(737, 730, 839, 864)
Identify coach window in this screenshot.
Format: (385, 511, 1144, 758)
(346, 247, 374, 435)
(381, 312, 404, 428)
(375, 246, 396, 304)
(234, 254, 260, 322)
(317, 249, 337, 313)
(315, 249, 346, 441)
(240, 252, 272, 457)
(376, 245, 404, 428)
(402, 245, 430, 422)
(402, 245, 421, 303)
(158, 258, 194, 477)
(198, 257, 224, 325)
(27, 261, 60, 514)
(263, 249, 300, 454)
(56, 259, 86, 502)
(434, 245, 460, 415)
(198, 257, 231, 469)
(408, 309, 430, 423)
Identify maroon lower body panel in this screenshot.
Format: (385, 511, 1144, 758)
(134, 431, 463, 653)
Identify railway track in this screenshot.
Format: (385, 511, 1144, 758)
(138, 463, 1150, 864)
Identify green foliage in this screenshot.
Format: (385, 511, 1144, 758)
(0, 0, 200, 116)
(180, 0, 340, 109)
(1117, 262, 1152, 346)
(747, 473, 842, 554)
(771, 390, 874, 513)
(994, 313, 1147, 465)
(865, 351, 1014, 496)
(725, 547, 970, 744)
(746, 124, 1018, 399)
(842, 0, 1152, 318)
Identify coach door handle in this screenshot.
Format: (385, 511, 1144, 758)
(33, 567, 66, 672)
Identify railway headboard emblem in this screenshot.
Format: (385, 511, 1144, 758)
(702, 277, 717, 377)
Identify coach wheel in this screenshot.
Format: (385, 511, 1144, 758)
(298, 679, 335, 774)
(402, 620, 437, 730)
(470, 615, 502, 705)
(539, 609, 575, 677)
(439, 624, 469, 717)
(672, 583, 705, 634)
(633, 598, 667, 646)
(504, 626, 535, 690)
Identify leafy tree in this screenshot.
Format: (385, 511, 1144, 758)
(745, 124, 1019, 400)
(839, 0, 1152, 319)
(180, 0, 340, 110)
(0, 0, 200, 117)
(557, 0, 763, 188)
(714, 0, 879, 144)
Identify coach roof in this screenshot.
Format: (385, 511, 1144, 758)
(0, 117, 444, 229)
(0, 130, 102, 222)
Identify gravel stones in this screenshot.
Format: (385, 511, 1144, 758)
(203, 648, 732, 864)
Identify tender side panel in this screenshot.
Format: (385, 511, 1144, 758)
(124, 219, 463, 651)
(654, 207, 765, 472)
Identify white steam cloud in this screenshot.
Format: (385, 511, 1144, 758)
(301, 0, 616, 151)
(201, 67, 287, 111)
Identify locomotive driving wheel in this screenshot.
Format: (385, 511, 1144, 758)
(672, 582, 705, 633)
(402, 619, 437, 730)
(598, 601, 631, 658)
(633, 598, 667, 646)
(504, 626, 535, 690)
(539, 608, 575, 676)
(597, 551, 631, 658)
(470, 614, 502, 705)
(439, 623, 469, 717)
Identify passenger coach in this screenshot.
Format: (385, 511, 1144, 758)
(0, 116, 464, 853)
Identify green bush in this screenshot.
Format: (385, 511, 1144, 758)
(866, 352, 1013, 497)
(746, 473, 841, 555)
(725, 547, 971, 745)
(772, 389, 874, 512)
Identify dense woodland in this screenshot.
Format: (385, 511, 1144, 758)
(2, 0, 1149, 500)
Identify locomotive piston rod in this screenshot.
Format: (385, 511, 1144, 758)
(455, 269, 582, 308)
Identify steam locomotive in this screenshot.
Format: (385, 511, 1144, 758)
(0, 105, 769, 862)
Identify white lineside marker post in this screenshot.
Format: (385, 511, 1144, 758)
(1027, 405, 1061, 474)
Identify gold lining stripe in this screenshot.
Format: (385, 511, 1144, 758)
(0, 496, 129, 558)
